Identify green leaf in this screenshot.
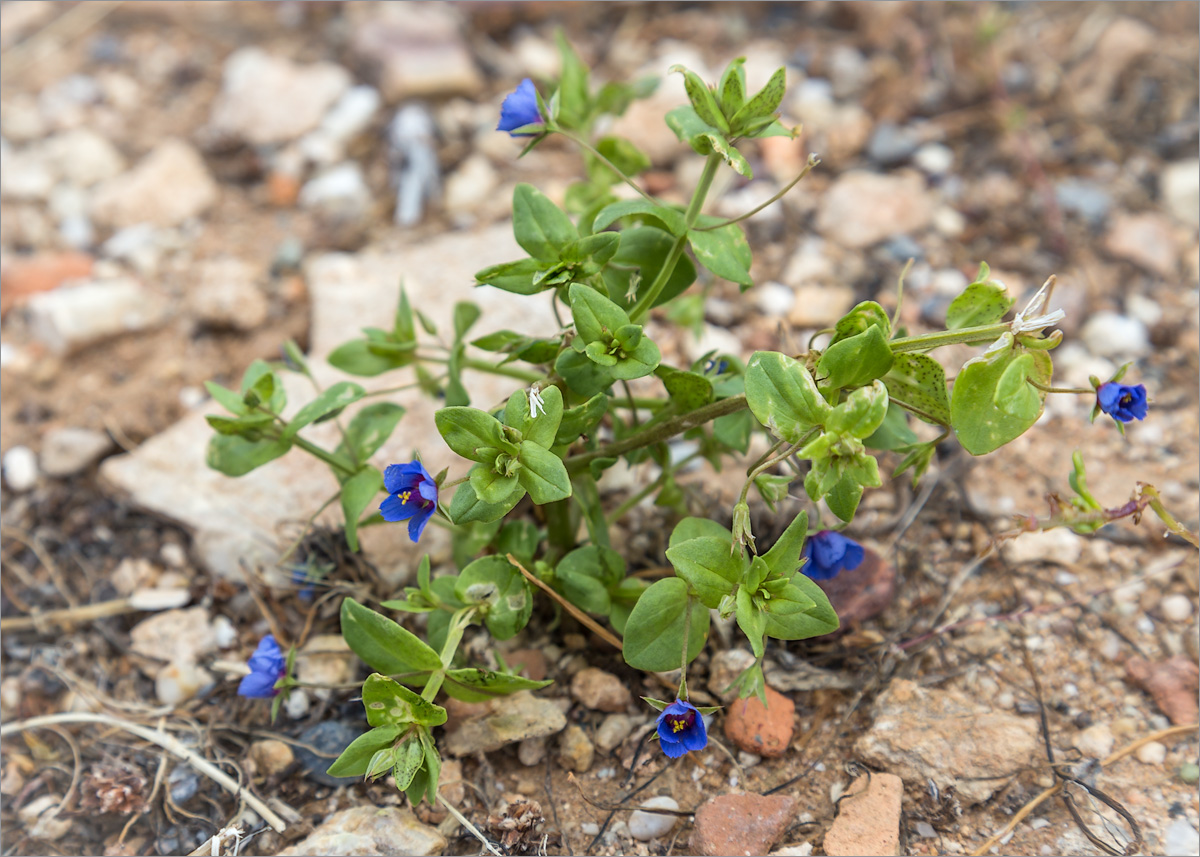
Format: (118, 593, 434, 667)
(665, 536, 746, 608)
(390, 738, 425, 790)
(687, 221, 753, 287)
(588, 136, 651, 186)
(448, 480, 523, 525)
(601, 226, 696, 310)
(825, 474, 865, 522)
(456, 555, 533, 640)
(622, 577, 709, 671)
(442, 669, 553, 703)
(863, 401, 919, 451)
(337, 403, 405, 463)
(718, 58, 746, 116)
(240, 360, 286, 412)
(761, 510, 808, 579)
(339, 597, 443, 676)
(609, 336, 661, 381)
(206, 412, 275, 436)
(284, 382, 365, 440)
(592, 200, 687, 237)
(341, 466, 382, 552)
(893, 440, 938, 489)
(555, 348, 613, 398)
(434, 407, 508, 462)
(745, 351, 830, 442)
(994, 352, 1041, 418)
(818, 324, 894, 390)
(206, 435, 290, 477)
(513, 183, 578, 261)
(713, 409, 754, 453)
(883, 353, 951, 426)
(569, 282, 630, 344)
(326, 725, 401, 778)
(328, 338, 411, 377)
(496, 520, 540, 564)
(474, 257, 545, 296)
(555, 393, 608, 446)
(469, 463, 521, 505)
(516, 441, 572, 504)
(554, 29, 590, 128)
(665, 105, 721, 146)
(946, 266, 1013, 330)
(669, 517, 732, 548)
(827, 381, 890, 440)
(764, 576, 838, 640)
(362, 673, 448, 728)
(736, 587, 767, 658)
(950, 347, 1051, 455)
(672, 64, 728, 132)
(453, 302, 482, 341)
(205, 381, 248, 416)
(656, 366, 714, 412)
(830, 301, 891, 346)
(505, 385, 563, 450)
(731, 66, 786, 126)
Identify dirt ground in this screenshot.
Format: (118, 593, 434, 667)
(1, 3, 1198, 856)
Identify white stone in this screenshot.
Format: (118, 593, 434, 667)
(443, 153, 499, 216)
(1125, 293, 1163, 328)
(189, 257, 269, 331)
(1001, 528, 1083, 567)
(279, 806, 446, 857)
(129, 607, 219, 670)
(3, 445, 38, 492)
(127, 587, 191, 611)
(913, 142, 954, 176)
(43, 128, 125, 186)
(1074, 722, 1114, 759)
(1080, 311, 1150, 358)
(40, 427, 112, 477)
(1161, 160, 1200, 227)
(1135, 740, 1166, 765)
(295, 634, 355, 700)
(90, 138, 217, 229)
(628, 795, 679, 841)
(0, 143, 54, 200)
(318, 85, 381, 146)
(755, 281, 795, 316)
(596, 714, 634, 753)
(816, 170, 934, 249)
(26, 277, 165, 354)
(210, 47, 351, 146)
(284, 688, 311, 719)
(930, 268, 969, 296)
(1161, 594, 1194, 623)
(299, 161, 370, 210)
(155, 661, 213, 706)
(1164, 818, 1200, 857)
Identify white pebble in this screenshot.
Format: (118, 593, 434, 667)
(738, 750, 762, 768)
(580, 822, 600, 836)
(1076, 723, 1115, 758)
(1135, 741, 1167, 765)
(160, 542, 187, 568)
(283, 688, 310, 719)
(1029, 818, 1051, 830)
(3, 445, 38, 492)
(914, 142, 954, 176)
(628, 795, 679, 841)
(1162, 594, 1194, 623)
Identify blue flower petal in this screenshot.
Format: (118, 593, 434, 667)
(659, 735, 689, 758)
(380, 493, 417, 522)
(497, 78, 543, 136)
(237, 670, 279, 698)
(408, 505, 435, 541)
(841, 540, 865, 572)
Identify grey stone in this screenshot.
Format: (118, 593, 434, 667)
(1055, 179, 1111, 227)
(294, 721, 361, 787)
(90, 139, 217, 229)
(1104, 211, 1178, 277)
(443, 690, 566, 756)
(40, 427, 112, 477)
(389, 104, 440, 226)
(279, 806, 447, 857)
(1164, 818, 1200, 857)
(299, 162, 371, 213)
(168, 764, 199, 803)
(26, 277, 166, 354)
(351, 3, 481, 101)
(866, 123, 920, 166)
(1081, 311, 1150, 358)
(816, 170, 934, 249)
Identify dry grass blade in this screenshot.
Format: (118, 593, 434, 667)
(506, 554, 623, 650)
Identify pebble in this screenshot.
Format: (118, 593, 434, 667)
(278, 806, 446, 857)
(443, 153, 499, 217)
(0, 251, 94, 314)
(913, 143, 954, 176)
(824, 772, 903, 856)
(628, 795, 679, 841)
(283, 688, 311, 719)
(101, 223, 164, 274)
(815, 170, 935, 249)
(249, 739, 295, 778)
(1104, 211, 1179, 277)
(1161, 594, 1193, 623)
(815, 548, 897, 626)
(39, 427, 112, 477)
(1164, 818, 1200, 857)
(443, 691, 566, 756)
(1002, 529, 1084, 567)
(168, 764, 200, 803)
(90, 138, 218, 229)
(155, 661, 212, 706)
(26, 276, 165, 354)
(189, 257, 269, 331)
(690, 793, 797, 856)
(389, 104, 440, 227)
(1135, 741, 1167, 765)
(558, 725, 595, 773)
(0, 143, 55, 200)
(295, 634, 356, 701)
(1075, 722, 1115, 758)
(1055, 177, 1112, 226)
(1179, 762, 1200, 784)
(723, 685, 795, 758)
(517, 736, 547, 766)
(129, 607, 219, 669)
(300, 84, 381, 164)
(755, 281, 796, 316)
(3, 446, 39, 492)
(294, 721, 361, 786)
(570, 667, 631, 713)
(828, 45, 869, 99)
(866, 123, 920, 166)
(1125, 656, 1200, 725)
(351, 3, 481, 101)
(300, 161, 370, 210)
(770, 845, 813, 857)
(1080, 311, 1150, 359)
(596, 713, 633, 753)
(43, 127, 125, 187)
(915, 821, 937, 838)
(1161, 159, 1200, 227)
(788, 285, 856, 329)
(708, 648, 757, 702)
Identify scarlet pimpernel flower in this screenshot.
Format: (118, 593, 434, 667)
(1095, 382, 1148, 424)
(497, 78, 543, 137)
(801, 531, 864, 581)
(238, 635, 286, 698)
(380, 461, 438, 542)
(656, 699, 708, 758)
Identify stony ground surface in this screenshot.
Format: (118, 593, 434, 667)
(1, 3, 1198, 856)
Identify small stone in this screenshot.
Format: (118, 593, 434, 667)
(443, 153, 499, 217)
(0, 251, 94, 314)
(1179, 762, 1200, 784)
(557, 724, 594, 773)
(738, 751, 762, 767)
(866, 123, 920, 166)
(828, 45, 869, 99)
(913, 143, 953, 177)
(814, 547, 897, 627)
(723, 685, 795, 758)
(1075, 722, 1114, 759)
(787, 285, 856, 329)
(294, 721, 361, 787)
(129, 607, 218, 669)
(816, 170, 934, 249)
(283, 688, 310, 719)
(708, 649, 757, 703)
(189, 257, 269, 332)
(90, 138, 217, 230)
(505, 648, 548, 682)
(351, 4, 481, 101)
(690, 793, 797, 856)
(915, 821, 937, 838)
(1161, 160, 1200, 227)
(249, 739, 295, 778)
(128, 587, 191, 612)
(755, 281, 795, 316)
(1080, 311, 1150, 359)
(43, 128, 125, 187)
(628, 795, 679, 841)
(3, 446, 38, 492)
(278, 806, 446, 857)
(295, 634, 355, 700)
(570, 667, 631, 713)
(1055, 179, 1111, 227)
(155, 661, 212, 706)
(40, 427, 112, 477)
(1125, 656, 1200, 725)
(517, 737, 547, 767)
(823, 772, 903, 856)
(1002, 528, 1084, 567)
(443, 691, 567, 756)
(596, 714, 633, 753)
(26, 276, 166, 354)
(0, 143, 55, 200)
(1163, 818, 1200, 857)
(1161, 594, 1193, 623)
(1104, 212, 1179, 277)
(770, 845, 813, 857)
(1135, 741, 1166, 765)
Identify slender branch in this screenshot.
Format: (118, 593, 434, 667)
(555, 128, 657, 203)
(506, 554, 624, 650)
(889, 322, 1011, 353)
(692, 153, 821, 231)
(421, 355, 543, 383)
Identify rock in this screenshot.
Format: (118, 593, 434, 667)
(504, 648, 547, 682)
(786, 285, 855, 329)
(570, 668, 632, 713)
(1081, 311, 1150, 359)
(294, 721, 361, 787)
(388, 104, 440, 227)
(279, 806, 446, 857)
(1001, 528, 1083, 567)
(295, 634, 356, 700)
(913, 143, 954, 177)
(817, 171, 934, 249)
(866, 123, 920, 166)
(189, 257, 269, 331)
(517, 737, 546, 766)
(0, 251, 94, 314)
(1055, 179, 1112, 227)
(101, 224, 164, 274)
(1161, 593, 1193, 623)
(154, 661, 212, 706)
(18, 794, 72, 841)
(351, 3, 481, 101)
(443, 691, 567, 756)
(1063, 17, 1155, 117)
(443, 153, 499, 218)
(1125, 656, 1200, 725)
(557, 724, 594, 773)
(1162, 160, 1200, 227)
(300, 161, 371, 213)
(628, 795, 679, 842)
(129, 607, 218, 668)
(0, 142, 55, 200)
(210, 47, 351, 146)
(828, 45, 869, 99)
(1075, 722, 1115, 758)
(755, 282, 795, 316)
(3, 446, 39, 492)
(690, 793, 797, 857)
(814, 547, 897, 627)
(1135, 741, 1167, 766)
(90, 139, 217, 229)
(854, 678, 1037, 804)
(723, 686, 795, 758)
(1105, 212, 1178, 277)
(43, 128, 125, 186)
(596, 714, 634, 753)
(317, 85, 381, 148)
(26, 277, 166, 354)
(708, 649, 757, 702)
(249, 739, 295, 778)
(1164, 818, 1200, 857)
(823, 772, 903, 857)
(40, 427, 112, 477)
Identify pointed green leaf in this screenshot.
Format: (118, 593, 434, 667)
(622, 578, 709, 671)
(516, 440, 572, 504)
(340, 597, 443, 676)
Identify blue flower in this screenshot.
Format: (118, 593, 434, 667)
(497, 79, 543, 136)
(381, 461, 438, 542)
(656, 699, 708, 758)
(1096, 382, 1147, 423)
(801, 531, 865, 581)
(238, 635, 286, 698)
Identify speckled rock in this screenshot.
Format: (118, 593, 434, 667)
(570, 667, 631, 713)
(690, 793, 797, 856)
(443, 690, 566, 756)
(723, 686, 795, 758)
(557, 724, 594, 773)
(823, 773, 903, 856)
(278, 806, 445, 856)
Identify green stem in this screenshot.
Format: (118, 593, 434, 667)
(544, 499, 575, 561)
(421, 355, 543, 383)
(564, 394, 747, 475)
(1028, 379, 1092, 395)
(629, 151, 723, 323)
(556, 128, 657, 203)
(289, 435, 359, 476)
(692, 153, 820, 231)
(889, 322, 1011, 353)
(421, 607, 475, 701)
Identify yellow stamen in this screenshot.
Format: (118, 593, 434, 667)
(399, 491, 411, 502)
(671, 719, 687, 733)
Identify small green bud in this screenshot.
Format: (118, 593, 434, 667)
(753, 472, 793, 512)
(731, 501, 755, 555)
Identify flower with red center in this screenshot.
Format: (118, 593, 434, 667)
(380, 461, 438, 542)
(655, 698, 708, 758)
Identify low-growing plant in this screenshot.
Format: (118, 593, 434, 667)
(207, 38, 1192, 802)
